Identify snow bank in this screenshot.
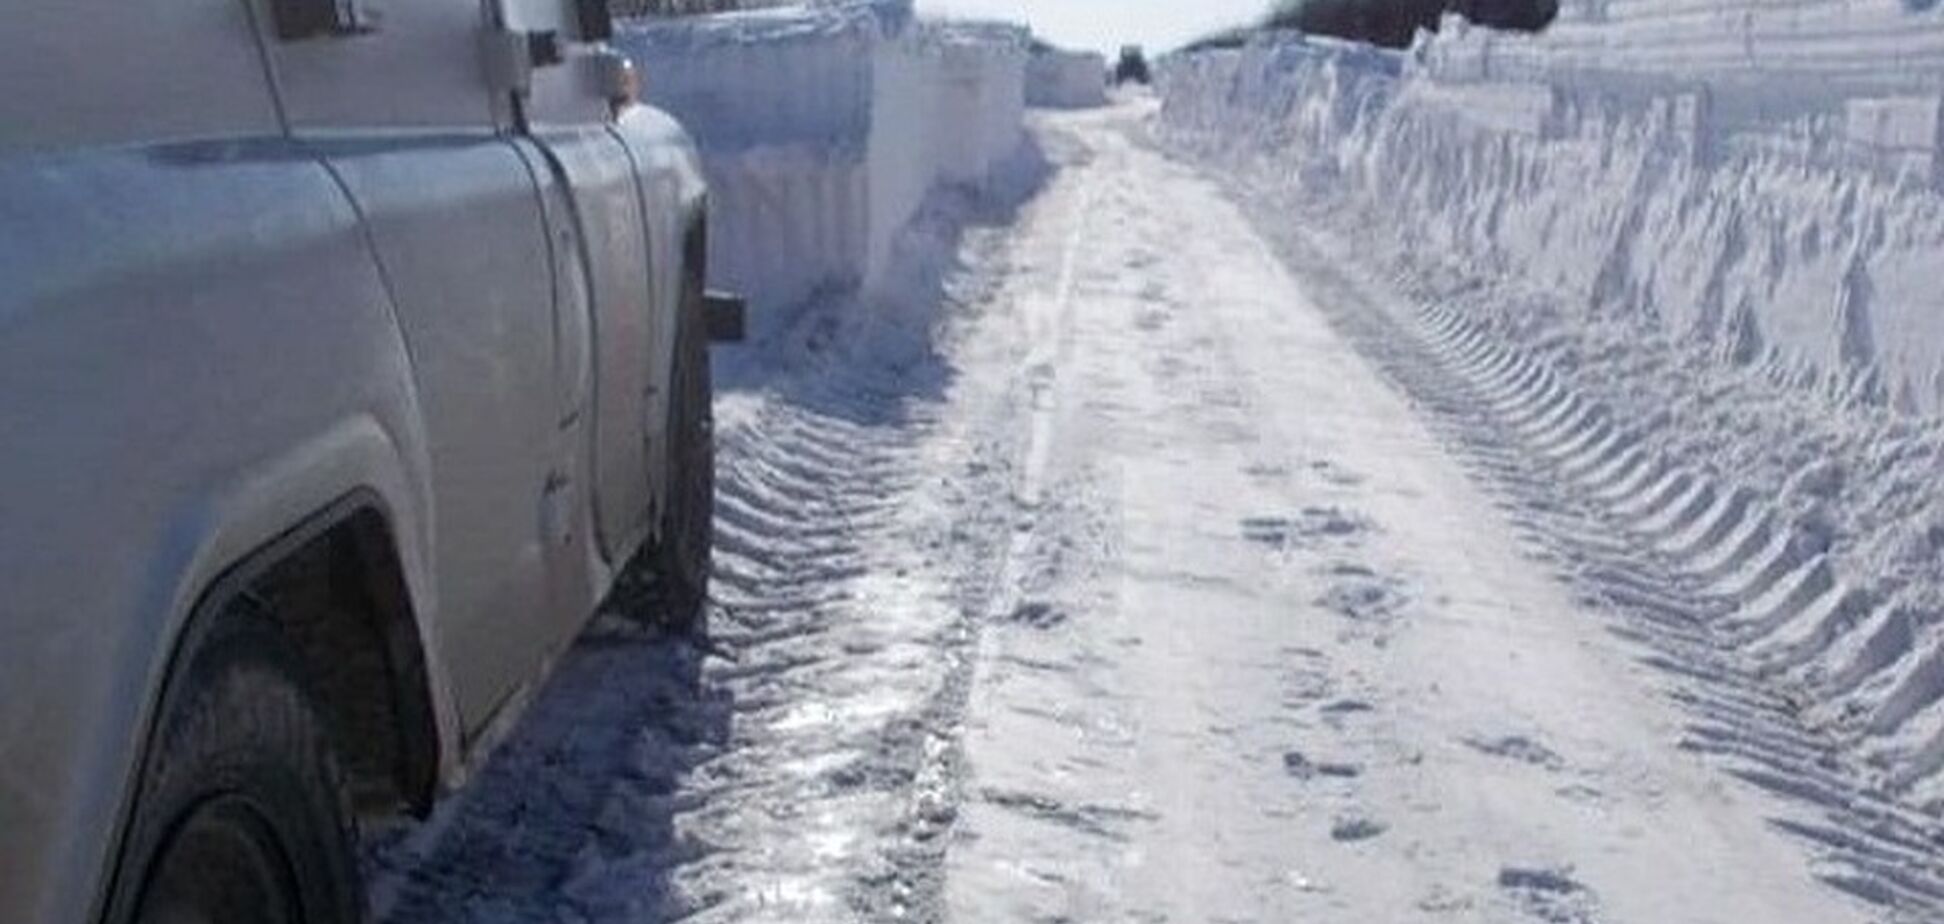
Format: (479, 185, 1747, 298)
(1161, 25, 1944, 412)
(1159, 27, 1944, 808)
(1027, 49, 1108, 109)
(1433, 0, 1944, 101)
(616, 3, 1028, 333)
(929, 24, 1030, 185)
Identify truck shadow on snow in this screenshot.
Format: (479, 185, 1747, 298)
(364, 136, 1056, 923)
(365, 625, 721, 921)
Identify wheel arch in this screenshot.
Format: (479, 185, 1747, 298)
(161, 487, 442, 802)
(98, 479, 449, 924)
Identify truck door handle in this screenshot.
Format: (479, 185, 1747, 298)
(271, 0, 376, 42)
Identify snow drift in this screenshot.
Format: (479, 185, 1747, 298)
(616, 3, 1029, 334)
(1159, 24, 1944, 809)
(1027, 49, 1108, 109)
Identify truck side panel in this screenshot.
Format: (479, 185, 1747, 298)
(531, 126, 663, 565)
(0, 0, 280, 155)
(608, 105, 712, 508)
(252, 0, 604, 739)
(0, 140, 440, 924)
(318, 137, 579, 734)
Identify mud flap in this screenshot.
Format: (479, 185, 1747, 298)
(704, 290, 746, 343)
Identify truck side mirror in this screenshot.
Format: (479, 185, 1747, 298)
(704, 292, 747, 343)
(575, 0, 614, 42)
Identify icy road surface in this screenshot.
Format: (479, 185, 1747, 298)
(368, 103, 1918, 923)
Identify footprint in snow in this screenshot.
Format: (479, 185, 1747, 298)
(1329, 813, 1388, 842)
(1319, 698, 1374, 715)
(1243, 461, 1292, 483)
(1241, 507, 1371, 551)
(1315, 573, 1409, 624)
(1417, 884, 1476, 914)
(1279, 665, 1334, 708)
(1004, 600, 1066, 629)
(1310, 459, 1365, 486)
(1463, 734, 1566, 771)
(1554, 782, 1605, 804)
(1319, 698, 1376, 730)
(1283, 750, 1363, 780)
(1497, 864, 1600, 923)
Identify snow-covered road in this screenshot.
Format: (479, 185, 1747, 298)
(369, 101, 1929, 923)
(943, 103, 1880, 924)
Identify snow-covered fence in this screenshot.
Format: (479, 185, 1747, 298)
(1027, 49, 1108, 109)
(616, 2, 1028, 333)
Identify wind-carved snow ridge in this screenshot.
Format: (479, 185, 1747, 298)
(1160, 25, 1944, 920)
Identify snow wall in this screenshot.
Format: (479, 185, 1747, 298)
(1027, 49, 1108, 109)
(1162, 27, 1944, 415)
(616, 3, 1028, 333)
(1160, 22, 1944, 808)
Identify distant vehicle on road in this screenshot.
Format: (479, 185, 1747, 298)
(1115, 44, 1153, 85)
(0, 1, 742, 922)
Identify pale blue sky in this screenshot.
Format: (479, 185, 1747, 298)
(915, 0, 1268, 55)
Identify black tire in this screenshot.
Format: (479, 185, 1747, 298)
(104, 602, 364, 924)
(647, 273, 716, 635)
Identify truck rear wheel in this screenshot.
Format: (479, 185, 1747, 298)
(649, 275, 716, 635)
(106, 603, 364, 924)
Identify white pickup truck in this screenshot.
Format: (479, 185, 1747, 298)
(0, 2, 742, 922)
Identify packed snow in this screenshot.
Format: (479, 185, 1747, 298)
(1161, 23, 1944, 918)
(365, 3, 1944, 922)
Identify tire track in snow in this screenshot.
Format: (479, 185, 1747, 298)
(364, 364, 951, 923)
(858, 157, 1105, 922)
(977, 167, 1095, 642)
